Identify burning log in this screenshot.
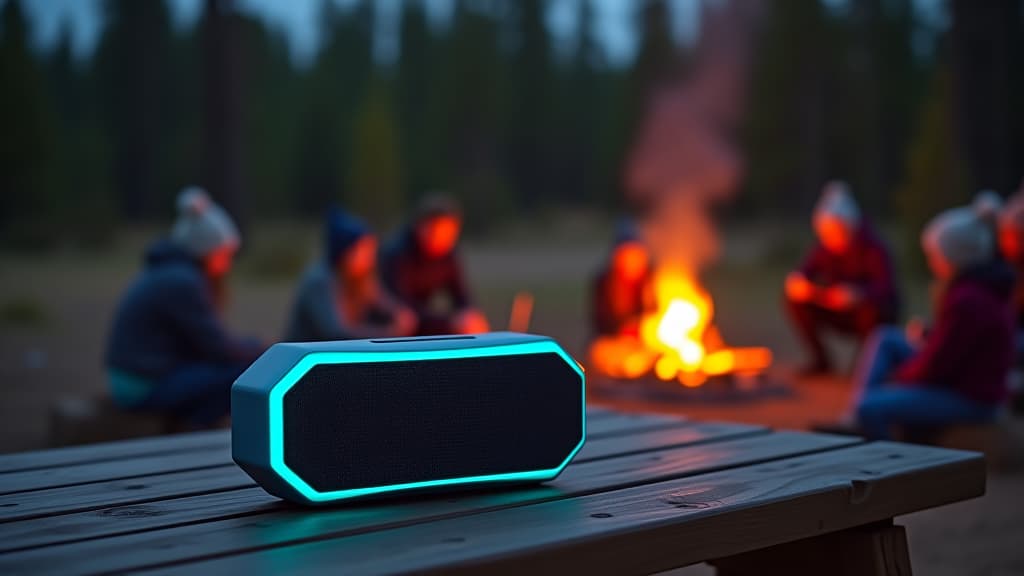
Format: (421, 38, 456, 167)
(590, 269, 772, 386)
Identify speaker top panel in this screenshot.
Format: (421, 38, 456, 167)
(232, 332, 586, 505)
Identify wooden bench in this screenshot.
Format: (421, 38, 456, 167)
(0, 406, 984, 575)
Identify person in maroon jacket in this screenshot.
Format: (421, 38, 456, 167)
(381, 195, 489, 336)
(785, 181, 900, 375)
(851, 195, 1013, 440)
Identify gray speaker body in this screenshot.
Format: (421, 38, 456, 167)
(231, 332, 586, 505)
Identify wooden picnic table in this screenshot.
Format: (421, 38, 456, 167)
(0, 406, 984, 575)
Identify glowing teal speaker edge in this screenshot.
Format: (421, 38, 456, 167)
(267, 339, 586, 503)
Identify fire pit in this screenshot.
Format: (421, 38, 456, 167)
(589, 268, 773, 390)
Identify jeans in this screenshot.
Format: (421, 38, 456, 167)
(135, 361, 252, 427)
(853, 326, 999, 440)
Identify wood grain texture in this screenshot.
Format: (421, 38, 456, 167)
(0, 466, 254, 523)
(0, 432, 858, 573)
(0, 408, 675, 497)
(0, 447, 232, 496)
(130, 442, 981, 576)
(0, 430, 229, 474)
(0, 416, 722, 524)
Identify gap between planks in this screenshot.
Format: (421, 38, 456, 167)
(0, 417, 746, 524)
(131, 442, 984, 576)
(0, 431, 863, 574)
(0, 408, 676, 496)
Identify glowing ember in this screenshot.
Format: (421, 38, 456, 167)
(591, 269, 772, 386)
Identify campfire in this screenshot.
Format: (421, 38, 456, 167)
(591, 268, 772, 387)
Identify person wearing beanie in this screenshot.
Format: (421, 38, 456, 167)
(105, 187, 263, 428)
(380, 194, 489, 335)
(285, 208, 416, 342)
(784, 181, 901, 376)
(849, 193, 1014, 440)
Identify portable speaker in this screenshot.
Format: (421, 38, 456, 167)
(231, 332, 586, 505)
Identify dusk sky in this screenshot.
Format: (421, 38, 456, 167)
(10, 0, 945, 67)
(11, 0, 704, 66)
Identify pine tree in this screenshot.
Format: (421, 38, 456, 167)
(897, 54, 963, 271)
(294, 0, 373, 214)
(93, 0, 177, 219)
(0, 0, 58, 248)
(348, 75, 404, 228)
(447, 0, 508, 233)
(398, 0, 449, 204)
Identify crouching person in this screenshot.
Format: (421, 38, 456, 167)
(285, 208, 416, 341)
(105, 188, 264, 428)
(853, 195, 1013, 440)
(588, 224, 655, 377)
(785, 181, 900, 375)
(381, 195, 489, 335)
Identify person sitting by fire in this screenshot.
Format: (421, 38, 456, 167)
(588, 223, 656, 378)
(997, 188, 1024, 333)
(996, 185, 1024, 412)
(105, 187, 264, 428)
(843, 194, 1014, 440)
(593, 223, 655, 338)
(285, 208, 417, 342)
(785, 181, 900, 376)
(381, 194, 489, 336)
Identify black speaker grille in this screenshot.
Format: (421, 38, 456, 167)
(282, 352, 583, 493)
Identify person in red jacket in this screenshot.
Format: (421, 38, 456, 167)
(785, 181, 900, 375)
(852, 194, 1013, 440)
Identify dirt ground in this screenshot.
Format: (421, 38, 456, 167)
(1, 224, 1022, 574)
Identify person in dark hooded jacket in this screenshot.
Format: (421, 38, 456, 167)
(591, 223, 654, 338)
(587, 223, 656, 378)
(785, 181, 900, 375)
(105, 188, 263, 427)
(380, 195, 489, 335)
(850, 195, 1013, 440)
(285, 208, 416, 342)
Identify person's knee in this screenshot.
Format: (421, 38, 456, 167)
(856, 396, 882, 423)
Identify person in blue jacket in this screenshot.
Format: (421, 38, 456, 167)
(105, 187, 263, 427)
(285, 208, 416, 342)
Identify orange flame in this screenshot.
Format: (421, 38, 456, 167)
(591, 268, 772, 385)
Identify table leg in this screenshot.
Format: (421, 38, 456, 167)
(709, 520, 912, 576)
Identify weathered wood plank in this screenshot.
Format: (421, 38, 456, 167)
(585, 412, 689, 439)
(0, 448, 231, 496)
(0, 467, 254, 524)
(0, 430, 831, 554)
(0, 407, 660, 496)
(0, 419, 741, 524)
(0, 430, 229, 475)
(573, 421, 762, 462)
(129, 443, 983, 576)
(0, 432, 860, 573)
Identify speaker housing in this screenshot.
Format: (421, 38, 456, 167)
(232, 332, 586, 505)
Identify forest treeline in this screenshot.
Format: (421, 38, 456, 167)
(0, 0, 1021, 248)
